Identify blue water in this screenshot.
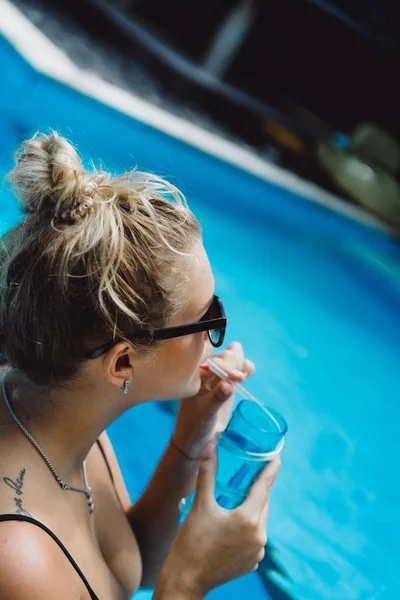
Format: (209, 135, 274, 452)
(1, 32, 400, 600)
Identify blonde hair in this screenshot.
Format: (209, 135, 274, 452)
(0, 131, 201, 385)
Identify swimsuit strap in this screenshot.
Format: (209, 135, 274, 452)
(0, 438, 120, 599)
(96, 438, 115, 485)
(0, 514, 100, 599)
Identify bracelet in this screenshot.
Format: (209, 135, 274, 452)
(169, 436, 204, 461)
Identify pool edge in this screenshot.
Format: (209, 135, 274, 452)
(0, 0, 387, 234)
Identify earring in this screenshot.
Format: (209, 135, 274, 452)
(120, 380, 130, 394)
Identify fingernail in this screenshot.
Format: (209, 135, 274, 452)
(200, 363, 210, 371)
(221, 381, 232, 394)
(233, 369, 245, 378)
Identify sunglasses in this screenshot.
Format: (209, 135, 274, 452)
(87, 295, 227, 359)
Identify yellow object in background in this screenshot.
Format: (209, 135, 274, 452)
(263, 119, 306, 154)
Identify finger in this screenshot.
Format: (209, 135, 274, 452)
(242, 359, 255, 379)
(211, 353, 250, 382)
(212, 343, 244, 371)
(193, 444, 218, 508)
(198, 379, 234, 414)
(242, 457, 281, 514)
(198, 377, 215, 395)
(226, 342, 245, 369)
(223, 367, 247, 382)
(211, 357, 246, 382)
(214, 380, 235, 403)
(205, 380, 235, 415)
(211, 354, 243, 377)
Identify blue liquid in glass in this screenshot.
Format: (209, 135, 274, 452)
(216, 431, 267, 508)
(179, 430, 270, 523)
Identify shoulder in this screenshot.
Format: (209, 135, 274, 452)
(0, 518, 82, 599)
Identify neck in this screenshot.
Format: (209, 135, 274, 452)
(1, 369, 126, 481)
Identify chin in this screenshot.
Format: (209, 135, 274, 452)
(180, 372, 202, 399)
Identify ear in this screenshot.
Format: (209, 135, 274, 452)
(101, 342, 135, 390)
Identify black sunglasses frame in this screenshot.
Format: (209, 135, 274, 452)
(87, 295, 226, 360)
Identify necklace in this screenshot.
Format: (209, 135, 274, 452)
(1, 376, 94, 513)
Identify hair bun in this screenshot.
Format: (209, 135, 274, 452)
(8, 131, 91, 218)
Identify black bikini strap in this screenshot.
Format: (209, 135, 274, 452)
(96, 438, 115, 485)
(0, 514, 99, 600)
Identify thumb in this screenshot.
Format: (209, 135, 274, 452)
(194, 443, 218, 509)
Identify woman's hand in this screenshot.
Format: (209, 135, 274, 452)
(154, 451, 280, 599)
(173, 342, 255, 459)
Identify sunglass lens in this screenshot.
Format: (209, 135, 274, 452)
(203, 296, 225, 347)
(209, 328, 222, 345)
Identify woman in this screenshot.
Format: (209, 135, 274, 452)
(0, 132, 280, 600)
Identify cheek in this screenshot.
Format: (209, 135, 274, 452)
(177, 332, 209, 395)
(163, 333, 208, 398)
(179, 332, 206, 374)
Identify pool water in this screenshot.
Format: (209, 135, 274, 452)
(1, 32, 400, 600)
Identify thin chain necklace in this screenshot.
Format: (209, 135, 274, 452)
(1, 376, 94, 513)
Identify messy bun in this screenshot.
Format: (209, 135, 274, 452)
(0, 131, 201, 385)
(9, 131, 93, 220)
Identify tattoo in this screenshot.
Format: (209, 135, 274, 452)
(4, 469, 26, 495)
(3, 468, 32, 517)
